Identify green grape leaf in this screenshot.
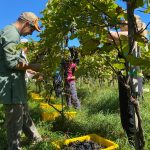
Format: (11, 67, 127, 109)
(126, 55, 150, 67)
(121, 43, 129, 56)
(113, 63, 125, 70)
(82, 39, 100, 50)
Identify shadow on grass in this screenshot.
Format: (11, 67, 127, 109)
(51, 115, 117, 139)
(29, 102, 42, 124)
(78, 88, 89, 100)
(86, 96, 119, 115)
(52, 116, 86, 134)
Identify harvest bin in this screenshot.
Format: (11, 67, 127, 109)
(40, 103, 63, 110)
(31, 93, 44, 101)
(52, 134, 119, 150)
(41, 111, 76, 121)
(40, 103, 76, 121)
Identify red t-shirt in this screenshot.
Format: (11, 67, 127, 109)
(67, 63, 76, 82)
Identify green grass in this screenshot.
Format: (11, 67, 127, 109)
(0, 81, 150, 150)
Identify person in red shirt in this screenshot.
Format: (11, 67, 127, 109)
(63, 50, 81, 109)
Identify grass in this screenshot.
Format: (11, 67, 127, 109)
(0, 80, 150, 150)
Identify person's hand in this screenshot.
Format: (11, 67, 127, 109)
(27, 69, 37, 75)
(16, 61, 28, 70)
(71, 76, 75, 80)
(37, 74, 44, 81)
(33, 72, 44, 81)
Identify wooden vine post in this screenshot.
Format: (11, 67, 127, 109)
(126, 1, 145, 149)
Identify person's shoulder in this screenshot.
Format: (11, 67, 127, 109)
(2, 24, 20, 42)
(4, 25, 20, 37)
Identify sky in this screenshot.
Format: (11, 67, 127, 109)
(0, 0, 48, 41)
(116, 1, 150, 40)
(0, 0, 150, 44)
(117, 0, 150, 26)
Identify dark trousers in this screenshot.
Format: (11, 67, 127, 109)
(4, 104, 41, 150)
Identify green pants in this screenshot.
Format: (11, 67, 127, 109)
(4, 104, 41, 150)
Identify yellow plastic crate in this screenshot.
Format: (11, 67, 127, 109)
(31, 93, 44, 101)
(40, 103, 63, 111)
(41, 111, 76, 121)
(41, 111, 60, 121)
(52, 134, 118, 150)
(40, 102, 76, 121)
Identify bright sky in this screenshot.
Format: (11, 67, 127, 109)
(0, 0, 47, 41)
(0, 0, 149, 43)
(117, 1, 150, 28)
(117, 1, 150, 40)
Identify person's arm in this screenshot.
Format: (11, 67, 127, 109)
(3, 40, 40, 72)
(1, 28, 41, 72)
(16, 62, 41, 72)
(71, 76, 76, 80)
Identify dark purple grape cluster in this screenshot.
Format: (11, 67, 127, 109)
(62, 140, 106, 150)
